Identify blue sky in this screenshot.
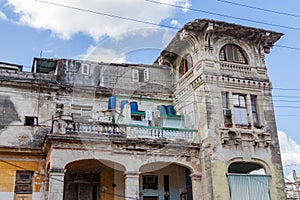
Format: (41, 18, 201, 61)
(1, 0, 300, 179)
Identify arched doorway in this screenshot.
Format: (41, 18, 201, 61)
(64, 159, 125, 200)
(64, 160, 101, 200)
(140, 162, 193, 200)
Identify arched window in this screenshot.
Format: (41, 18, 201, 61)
(219, 44, 248, 64)
(227, 162, 271, 200)
(179, 54, 193, 76)
(228, 162, 266, 174)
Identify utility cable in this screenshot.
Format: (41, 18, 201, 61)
(32, 0, 300, 51)
(145, 0, 300, 32)
(216, 0, 300, 19)
(34, 0, 177, 30)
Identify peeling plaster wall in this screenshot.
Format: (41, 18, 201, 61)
(0, 159, 46, 199)
(159, 19, 285, 199)
(0, 86, 55, 148)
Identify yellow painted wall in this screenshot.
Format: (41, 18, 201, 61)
(100, 163, 115, 200)
(211, 161, 230, 200)
(0, 159, 44, 193)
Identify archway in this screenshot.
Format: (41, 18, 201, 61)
(64, 159, 125, 200)
(140, 162, 193, 200)
(227, 161, 270, 200)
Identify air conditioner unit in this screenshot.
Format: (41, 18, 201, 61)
(223, 109, 232, 117)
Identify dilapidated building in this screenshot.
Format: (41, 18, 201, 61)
(0, 19, 286, 200)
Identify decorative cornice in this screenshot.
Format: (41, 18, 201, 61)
(219, 127, 271, 148)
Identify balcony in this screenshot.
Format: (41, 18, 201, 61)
(218, 61, 251, 75)
(217, 61, 268, 78)
(51, 119, 198, 142)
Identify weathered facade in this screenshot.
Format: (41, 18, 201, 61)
(0, 19, 286, 200)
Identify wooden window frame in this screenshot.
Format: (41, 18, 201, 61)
(179, 54, 193, 76)
(15, 171, 34, 194)
(219, 44, 248, 64)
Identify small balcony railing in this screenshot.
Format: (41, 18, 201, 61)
(218, 61, 251, 74)
(131, 125, 197, 141)
(52, 119, 197, 142)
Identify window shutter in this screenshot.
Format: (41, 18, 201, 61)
(132, 69, 139, 82)
(81, 64, 90, 75)
(144, 68, 149, 82)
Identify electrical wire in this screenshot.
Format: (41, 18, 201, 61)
(216, 0, 300, 19)
(30, 0, 300, 52)
(144, 0, 300, 32)
(34, 0, 177, 30)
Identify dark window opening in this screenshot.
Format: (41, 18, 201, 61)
(24, 116, 38, 126)
(15, 171, 34, 194)
(164, 175, 170, 200)
(179, 54, 193, 76)
(251, 95, 259, 127)
(228, 162, 266, 174)
(219, 44, 248, 64)
(132, 68, 149, 82)
(143, 175, 158, 190)
(222, 92, 232, 126)
(227, 162, 270, 200)
(131, 115, 143, 121)
(184, 168, 193, 200)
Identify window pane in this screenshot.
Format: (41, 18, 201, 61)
(233, 46, 239, 62)
(180, 58, 186, 75)
(232, 95, 239, 106)
(220, 44, 248, 64)
(239, 95, 246, 107)
(251, 96, 257, 112)
(234, 107, 248, 126)
(222, 92, 228, 108)
(139, 69, 144, 82)
(226, 45, 233, 61)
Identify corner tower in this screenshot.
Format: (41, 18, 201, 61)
(156, 19, 285, 200)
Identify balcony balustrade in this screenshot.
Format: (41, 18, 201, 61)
(218, 61, 251, 74)
(52, 119, 197, 142)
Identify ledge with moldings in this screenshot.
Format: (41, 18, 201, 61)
(218, 127, 271, 148)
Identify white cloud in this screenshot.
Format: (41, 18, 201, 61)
(278, 131, 300, 168)
(181, 1, 191, 12)
(79, 28, 177, 64)
(278, 131, 300, 181)
(170, 19, 179, 27)
(5, 0, 189, 41)
(0, 11, 7, 20)
(81, 46, 126, 63)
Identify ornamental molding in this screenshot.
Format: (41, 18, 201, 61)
(219, 127, 271, 148)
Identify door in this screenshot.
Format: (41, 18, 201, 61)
(144, 197, 158, 200)
(64, 172, 100, 200)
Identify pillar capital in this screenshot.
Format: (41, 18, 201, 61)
(124, 171, 140, 176)
(190, 173, 202, 180)
(49, 168, 66, 174)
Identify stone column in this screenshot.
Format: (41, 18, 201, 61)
(190, 173, 202, 200)
(228, 91, 234, 127)
(48, 168, 65, 200)
(246, 93, 253, 127)
(124, 171, 140, 200)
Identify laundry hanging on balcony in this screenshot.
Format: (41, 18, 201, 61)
(145, 110, 153, 121)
